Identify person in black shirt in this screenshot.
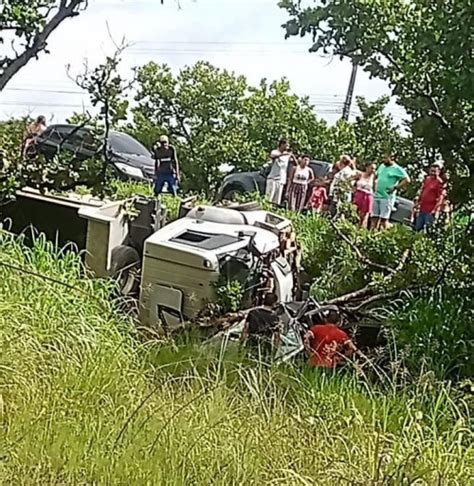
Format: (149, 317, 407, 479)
(152, 135, 180, 196)
(241, 293, 281, 356)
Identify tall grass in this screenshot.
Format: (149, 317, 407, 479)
(0, 233, 473, 484)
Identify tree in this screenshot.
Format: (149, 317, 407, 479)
(0, 46, 133, 203)
(0, 0, 88, 91)
(131, 62, 336, 194)
(280, 0, 473, 204)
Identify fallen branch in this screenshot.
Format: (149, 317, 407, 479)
(329, 219, 397, 274)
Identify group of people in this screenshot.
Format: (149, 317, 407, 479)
(265, 139, 448, 232)
(241, 293, 358, 369)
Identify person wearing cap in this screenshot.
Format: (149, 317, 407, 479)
(152, 135, 180, 196)
(413, 163, 446, 231)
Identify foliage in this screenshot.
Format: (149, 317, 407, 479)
(0, 233, 473, 483)
(280, 0, 473, 204)
(131, 62, 419, 196)
(0, 117, 29, 202)
(131, 61, 251, 195)
(390, 289, 474, 379)
(0, 48, 136, 203)
(0, 0, 88, 91)
(214, 278, 244, 314)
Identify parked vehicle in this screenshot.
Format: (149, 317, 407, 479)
(35, 124, 155, 182)
(218, 160, 414, 225)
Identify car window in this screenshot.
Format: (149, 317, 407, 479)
(109, 132, 150, 157)
(310, 161, 331, 178)
(42, 127, 62, 143)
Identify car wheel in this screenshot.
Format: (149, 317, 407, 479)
(222, 187, 244, 201)
(110, 245, 141, 296)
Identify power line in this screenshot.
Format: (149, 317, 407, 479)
(5, 87, 85, 95)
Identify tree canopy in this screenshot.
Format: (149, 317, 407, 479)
(280, 0, 473, 204)
(131, 61, 415, 194)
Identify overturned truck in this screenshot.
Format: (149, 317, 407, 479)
(76, 197, 302, 331)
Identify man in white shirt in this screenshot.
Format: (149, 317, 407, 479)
(265, 139, 294, 205)
(329, 155, 356, 216)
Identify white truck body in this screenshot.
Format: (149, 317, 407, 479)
(139, 206, 295, 331)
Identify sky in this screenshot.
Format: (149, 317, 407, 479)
(0, 0, 406, 125)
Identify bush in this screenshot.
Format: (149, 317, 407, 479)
(389, 288, 474, 380)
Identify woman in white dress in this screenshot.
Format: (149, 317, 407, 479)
(287, 155, 314, 211)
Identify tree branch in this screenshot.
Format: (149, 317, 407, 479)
(0, 0, 87, 92)
(329, 219, 398, 274)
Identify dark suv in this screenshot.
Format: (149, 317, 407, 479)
(218, 160, 414, 225)
(36, 124, 155, 182)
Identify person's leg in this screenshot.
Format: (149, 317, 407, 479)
(265, 179, 276, 203)
(360, 211, 369, 229)
(154, 174, 165, 196)
(166, 173, 178, 197)
(425, 212, 435, 228)
(371, 199, 381, 230)
(378, 198, 392, 230)
(414, 212, 426, 231)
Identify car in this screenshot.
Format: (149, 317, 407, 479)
(218, 160, 414, 225)
(35, 124, 155, 182)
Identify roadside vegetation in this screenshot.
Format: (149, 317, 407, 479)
(0, 232, 473, 484)
(0, 1, 473, 483)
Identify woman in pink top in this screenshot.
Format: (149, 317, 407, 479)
(353, 162, 376, 228)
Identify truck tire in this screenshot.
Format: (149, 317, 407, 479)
(110, 245, 141, 296)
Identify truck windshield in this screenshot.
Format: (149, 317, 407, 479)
(109, 132, 150, 157)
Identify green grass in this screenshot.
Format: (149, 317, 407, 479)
(0, 233, 473, 485)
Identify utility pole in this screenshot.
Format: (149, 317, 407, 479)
(342, 61, 358, 121)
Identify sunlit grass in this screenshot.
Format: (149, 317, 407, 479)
(0, 233, 472, 484)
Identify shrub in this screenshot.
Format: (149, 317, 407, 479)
(389, 288, 474, 380)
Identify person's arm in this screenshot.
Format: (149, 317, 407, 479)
(432, 181, 447, 215)
(308, 168, 315, 183)
(173, 146, 180, 182)
(240, 319, 250, 345)
(393, 167, 411, 193)
(413, 181, 424, 211)
(396, 176, 411, 192)
(286, 166, 296, 196)
(304, 330, 315, 355)
(152, 145, 159, 174)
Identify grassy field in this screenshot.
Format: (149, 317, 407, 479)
(0, 233, 473, 485)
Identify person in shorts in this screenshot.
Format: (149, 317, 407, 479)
(353, 162, 376, 228)
(372, 154, 410, 230)
(152, 135, 180, 197)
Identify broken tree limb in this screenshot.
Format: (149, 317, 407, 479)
(328, 219, 398, 274)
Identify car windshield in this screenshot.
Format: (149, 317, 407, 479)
(109, 132, 150, 157)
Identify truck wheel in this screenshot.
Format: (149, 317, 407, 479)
(110, 245, 141, 296)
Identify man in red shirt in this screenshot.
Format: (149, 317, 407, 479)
(304, 311, 357, 368)
(414, 163, 446, 231)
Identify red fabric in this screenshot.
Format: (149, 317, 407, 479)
(309, 186, 328, 210)
(353, 190, 374, 214)
(308, 324, 350, 368)
(419, 176, 445, 213)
